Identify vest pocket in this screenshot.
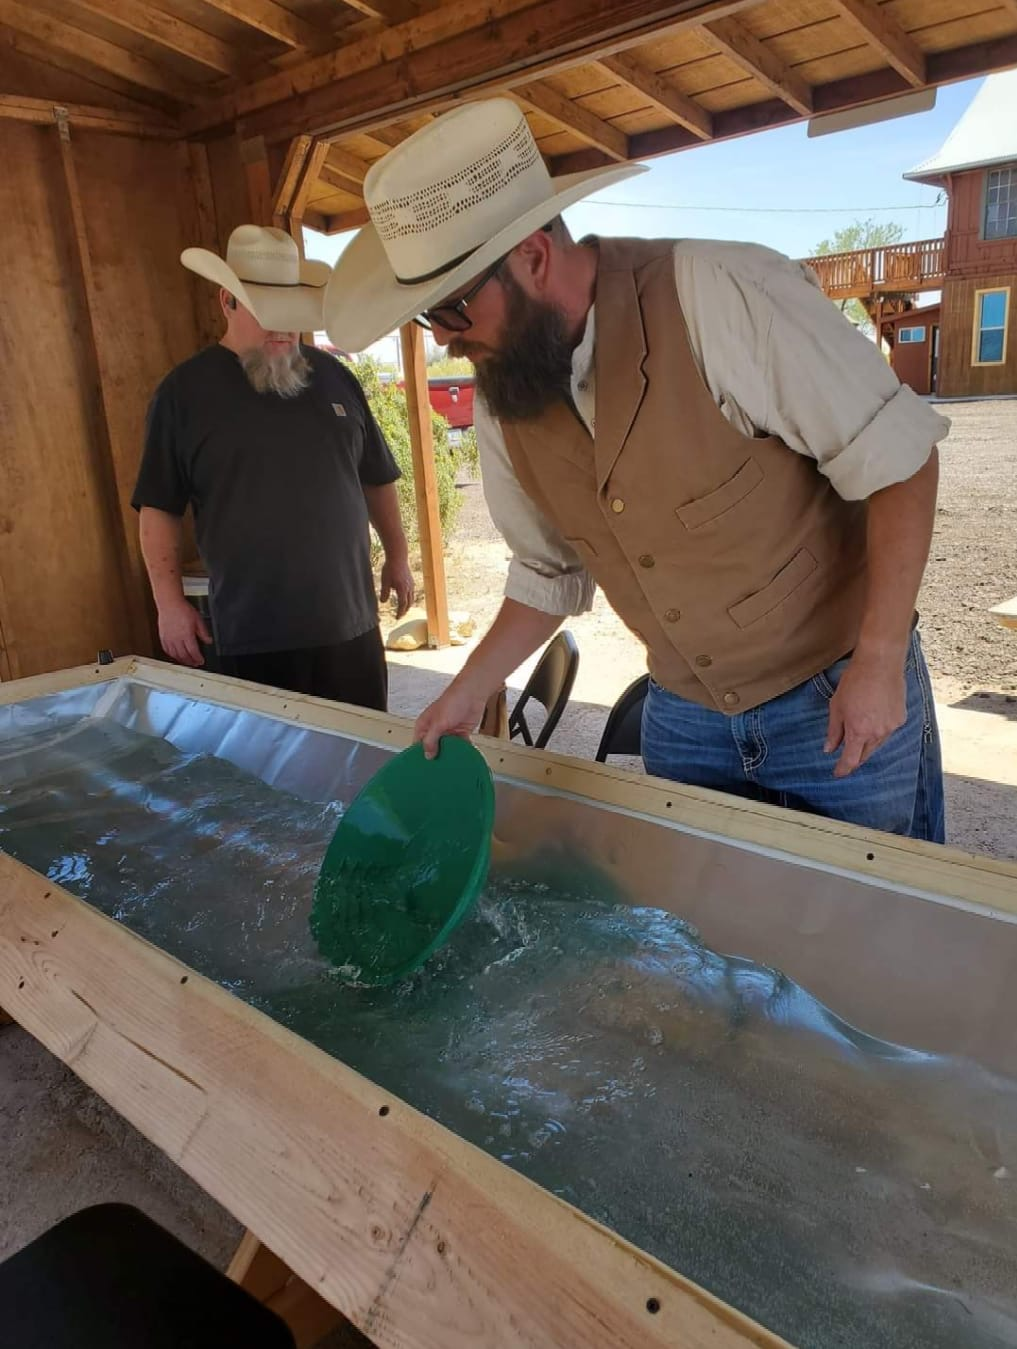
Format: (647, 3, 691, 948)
(728, 548, 818, 629)
(675, 457, 764, 531)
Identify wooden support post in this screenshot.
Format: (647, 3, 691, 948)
(399, 322, 450, 648)
(227, 1230, 363, 1348)
(874, 296, 884, 357)
(241, 133, 274, 226)
(272, 136, 331, 343)
(180, 140, 223, 349)
(53, 107, 154, 658)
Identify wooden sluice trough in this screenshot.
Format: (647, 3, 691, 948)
(1, 657, 1016, 1349)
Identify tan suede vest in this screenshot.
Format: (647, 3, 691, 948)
(500, 237, 868, 714)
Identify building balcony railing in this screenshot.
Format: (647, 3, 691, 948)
(803, 237, 946, 300)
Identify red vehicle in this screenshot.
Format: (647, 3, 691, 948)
(420, 374, 475, 429)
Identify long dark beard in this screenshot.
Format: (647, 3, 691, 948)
(452, 272, 575, 422)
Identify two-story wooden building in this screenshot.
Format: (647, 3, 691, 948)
(806, 71, 1017, 399)
(903, 70, 1017, 397)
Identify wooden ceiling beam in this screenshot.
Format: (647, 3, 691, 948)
(60, 0, 245, 76)
(324, 205, 373, 233)
(0, 92, 178, 137)
(332, 0, 419, 22)
(0, 0, 194, 100)
(183, 0, 762, 138)
(194, 0, 324, 50)
(701, 16, 814, 115)
(513, 81, 629, 159)
(549, 32, 1017, 173)
(318, 161, 365, 193)
(831, 0, 926, 88)
(597, 51, 713, 139)
(324, 144, 372, 182)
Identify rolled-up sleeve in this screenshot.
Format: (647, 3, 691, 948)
(679, 242, 951, 502)
(475, 396, 595, 616)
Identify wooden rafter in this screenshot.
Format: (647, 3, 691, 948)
(0, 93, 177, 137)
(597, 52, 713, 139)
(194, 0, 324, 49)
(324, 144, 371, 183)
(323, 205, 372, 232)
(702, 16, 814, 116)
(182, 0, 763, 138)
(333, 0, 418, 23)
(831, 0, 926, 88)
(0, 0, 195, 100)
(318, 161, 364, 193)
(549, 32, 1017, 174)
(56, 0, 245, 76)
(514, 81, 629, 160)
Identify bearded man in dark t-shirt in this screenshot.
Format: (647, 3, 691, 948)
(132, 225, 412, 711)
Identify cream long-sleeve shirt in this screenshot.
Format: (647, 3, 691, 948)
(476, 239, 950, 617)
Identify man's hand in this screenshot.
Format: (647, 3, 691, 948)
(380, 554, 415, 619)
(415, 678, 489, 760)
(157, 598, 211, 668)
(825, 652, 907, 778)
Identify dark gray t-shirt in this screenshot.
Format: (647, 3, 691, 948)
(132, 345, 399, 656)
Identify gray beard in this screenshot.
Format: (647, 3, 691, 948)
(239, 346, 312, 398)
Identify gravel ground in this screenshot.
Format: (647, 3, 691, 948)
(917, 400, 1017, 695)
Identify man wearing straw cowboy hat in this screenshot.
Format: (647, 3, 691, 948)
(133, 225, 412, 711)
(325, 100, 950, 839)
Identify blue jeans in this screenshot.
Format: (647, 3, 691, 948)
(641, 629, 946, 842)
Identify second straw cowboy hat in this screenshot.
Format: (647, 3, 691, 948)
(182, 225, 330, 333)
(324, 99, 646, 353)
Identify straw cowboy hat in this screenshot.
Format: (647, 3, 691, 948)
(182, 225, 330, 333)
(324, 98, 646, 353)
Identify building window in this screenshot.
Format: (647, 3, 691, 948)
(985, 166, 1017, 240)
(897, 326, 926, 344)
(972, 288, 1010, 366)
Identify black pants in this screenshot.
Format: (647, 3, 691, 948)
(218, 627, 388, 711)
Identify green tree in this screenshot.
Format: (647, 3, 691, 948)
(343, 354, 461, 565)
(812, 218, 906, 332)
(426, 353, 474, 377)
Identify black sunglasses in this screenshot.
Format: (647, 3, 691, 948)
(414, 255, 507, 333)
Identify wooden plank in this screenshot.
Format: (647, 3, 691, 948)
(399, 322, 450, 648)
(0, 0, 195, 101)
(182, 0, 763, 137)
(241, 132, 274, 224)
(701, 16, 814, 114)
(196, 0, 324, 49)
(0, 127, 138, 677)
(336, 0, 418, 22)
(551, 31, 1017, 172)
(229, 1232, 352, 1348)
(57, 0, 245, 76)
(53, 109, 154, 658)
(325, 205, 373, 232)
(597, 52, 713, 137)
(0, 23, 179, 113)
(318, 160, 365, 194)
(514, 80, 629, 159)
(272, 132, 313, 225)
(0, 843, 787, 1349)
(294, 139, 333, 216)
(831, 0, 926, 87)
(323, 143, 371, 181)
(0, 93, 178, 137)
(12, 652, 1017, 914)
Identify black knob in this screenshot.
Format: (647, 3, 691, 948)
(97, 649, 114, 666)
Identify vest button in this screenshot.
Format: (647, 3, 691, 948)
(610, 497, 625, 514)
(664, 608, 680, 623)
(694, 654, 712, 667)
(723, 691, 740, 707)
(638, 554, 655, 568)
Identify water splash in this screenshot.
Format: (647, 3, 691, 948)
(2, 717, 1016, 1349)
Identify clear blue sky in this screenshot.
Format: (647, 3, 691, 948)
(306, 76, 984, 353)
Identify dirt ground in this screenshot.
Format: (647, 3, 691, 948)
(2, 401, 1014, 1306)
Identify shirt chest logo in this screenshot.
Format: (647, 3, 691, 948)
(332, 402, 347, 417)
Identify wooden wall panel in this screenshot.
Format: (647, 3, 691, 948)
(72, 130, 209, 637)
(944, 168, 1017, 278)
(0, 121, 136, 678)
(938, 273, 1017, 397)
